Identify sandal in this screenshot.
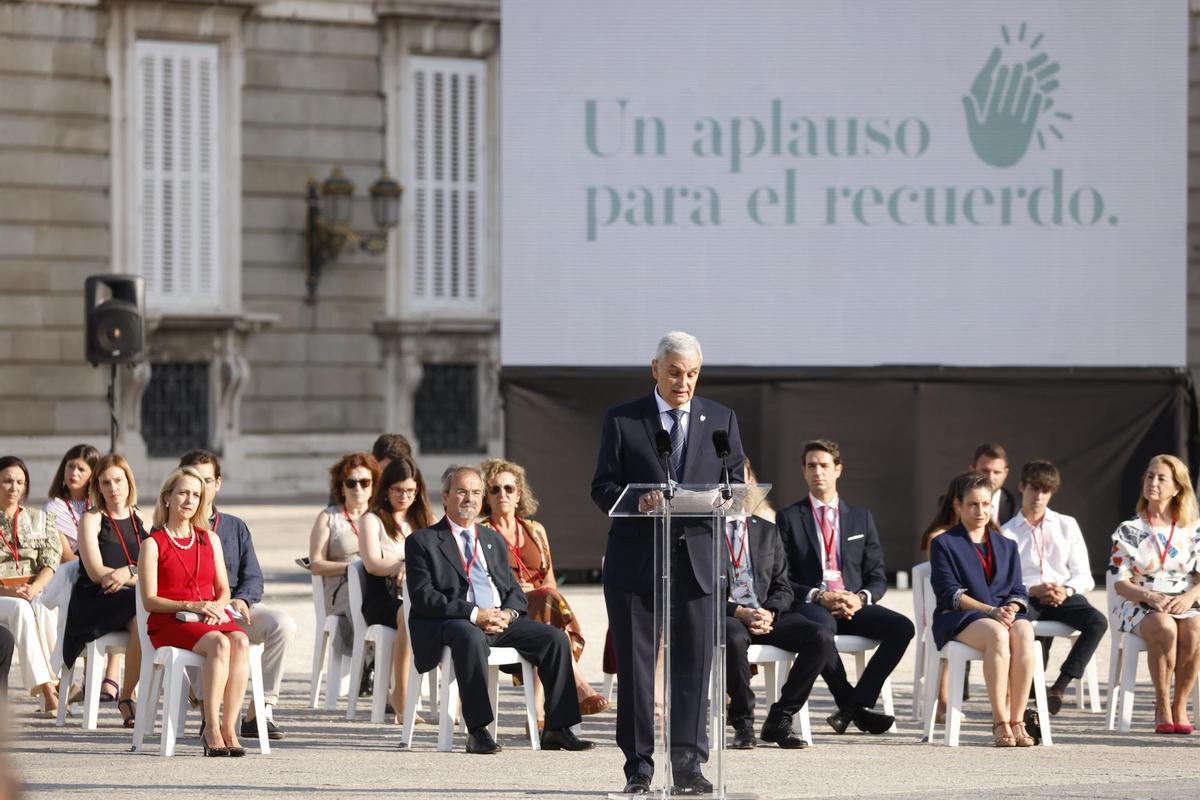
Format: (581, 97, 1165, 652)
(1010, 720, 1036, 747)
(579, 694, 612, 716)
(118, 698, 136, 729)
(992, 721, 1015, 747)
(99, 678, 119, 703)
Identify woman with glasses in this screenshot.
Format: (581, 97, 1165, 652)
(480, 458, 611, 722)
(363, 456, 435, 720)
(308, 452, 379, 660)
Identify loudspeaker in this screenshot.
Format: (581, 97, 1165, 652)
(85, 274, 145, 365)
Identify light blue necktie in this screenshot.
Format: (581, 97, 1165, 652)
(461, 528, 495, 608)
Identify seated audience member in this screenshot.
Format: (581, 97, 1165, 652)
(1001, 460, 1104, 715)
(405, 466, 594, 754)
(0, 456, 62, 713)
(43, 443, 99, 561)
(1109, 454, 1200, 733)
(930, 473, 1037, 747)
(919, 472, 976, 723)
(308, 453, 378, 657)
(372, 434, 413, 471)
(969, 443, 1018, 525)
(64, 453, 145, 726)
(364, 456, 436, 719)
(180, 450, 296, 740)
(140, 467, 250, 756)
(777, 440, 911, 735)
(480, 457, 610, 722)
(725, 461, 832, 749)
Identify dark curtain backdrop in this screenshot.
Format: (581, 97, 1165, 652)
(501, 367, 1197, 578)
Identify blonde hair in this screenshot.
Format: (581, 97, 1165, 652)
(479, 458, 539, 519)
(1137, 454, 1200, 527)
(152, 467, 211, 531)
(89, 453, 138, 511)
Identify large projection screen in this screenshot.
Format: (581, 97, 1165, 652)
(501, 1, 1186, 367)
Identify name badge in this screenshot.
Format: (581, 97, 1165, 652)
(1152, 576, 1177, 593)
(823, 569, 845, 592)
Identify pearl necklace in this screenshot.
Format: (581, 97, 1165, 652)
(165, 526, 197, 551)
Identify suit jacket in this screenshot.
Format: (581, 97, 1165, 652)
(995, 487, 1018, 526)
(776, 496, 888, 604)
(404, 517, 528, 673)
(591, 392, 745, 595)
(724, 515, 792, 618)
(929, 523, 1028, 650)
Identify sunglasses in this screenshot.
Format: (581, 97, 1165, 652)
(488, 484, 517, 496)
(343, 478, 372, 490)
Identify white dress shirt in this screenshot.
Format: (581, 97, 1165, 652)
(1000, 507, 1094, 595)
(448, 517, 503, 623)
(653, 388, 691, 438)
(805, 494, 873, 605)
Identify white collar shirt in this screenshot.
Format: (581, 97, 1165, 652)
(1000, 507, 1094, 594)
(446, 517, 502, 612)
(654, 389, 692, 437)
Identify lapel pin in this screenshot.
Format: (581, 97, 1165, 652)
(700, 414, 706, 422)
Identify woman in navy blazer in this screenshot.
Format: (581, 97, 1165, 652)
(930, 473, 1036, 747)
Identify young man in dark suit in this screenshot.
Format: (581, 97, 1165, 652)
(777, 440, 913, 735)
(591, 331, 744, 795)
(405, 466, 593, 754)
(971, 443, 1019, 525)
(724, 511, 833, 749)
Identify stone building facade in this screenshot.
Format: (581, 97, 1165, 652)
(0, 0, 501, 496)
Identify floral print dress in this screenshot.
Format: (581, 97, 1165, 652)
(1108, 515, 1200, 632)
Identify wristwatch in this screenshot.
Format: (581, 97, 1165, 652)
(507, 609, 518, 624)
(128, 565, 138, 577)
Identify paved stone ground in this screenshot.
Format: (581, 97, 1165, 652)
(11, 505, 1200, 799)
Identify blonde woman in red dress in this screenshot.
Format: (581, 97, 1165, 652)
(139, 467, 250, 757)
(480, 458, 611, 721)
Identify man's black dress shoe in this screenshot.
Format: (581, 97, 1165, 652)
(826, 706, 854, 734)
(671, 770, 713, 795)
(730, 722, 757, 749)
(540, 727, 595, 751)
(760, 715, 808, 749)
(622, 773, 652, 794)
(465, 727, 502, 754)
(241, 715, 285, 741)
(852, 706, 895, 735)
(1023, 707, 1043, 744)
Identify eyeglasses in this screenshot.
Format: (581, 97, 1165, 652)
(390, 487, 418, 498)
(343, 478, 372, 490)
(488, 484, 517, 496)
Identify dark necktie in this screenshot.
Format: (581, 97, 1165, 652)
(669, 408, 686, 479)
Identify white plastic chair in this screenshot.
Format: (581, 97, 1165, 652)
(1105, 572, 1200, 732)
(601, 670, 616, 701)
(920, 574, 1053, 746)
(46, 560, 130, 729)
(910, 562, 931, 721)
(345, 561, 396, 723)
(131, 588, 270, 756)
(399, 576, 539, 751)
(309, 572, 350, 710)
(835, 635, 897, 730)
(1030, 619, 1101, 712)
(748, 644, 812, 746)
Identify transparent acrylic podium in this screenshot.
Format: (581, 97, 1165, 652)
(607, 482, 771, 800)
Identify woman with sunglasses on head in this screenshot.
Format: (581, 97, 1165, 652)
(43, 443, 100, 561)
(64, 453, 146, 727)
(0, 455, 63, 714)
(308, 452, 379, 660)
(480, 458, 611, 722)
(363, 456, 435, 720)
(140, 466, 249, 756)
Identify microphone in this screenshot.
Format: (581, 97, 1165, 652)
(712, 429, 732, 501)
(655, 428, 676, 499)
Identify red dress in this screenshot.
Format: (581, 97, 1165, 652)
(147, 528, 241, 650)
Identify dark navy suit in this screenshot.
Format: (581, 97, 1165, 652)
(777, 496, 913, 711)
(591, 391, 744, 780)
(930, 524, 1028, 650)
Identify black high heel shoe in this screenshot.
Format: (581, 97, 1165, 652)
(202, 732, 229, 757)
(226, 742, 246, 758)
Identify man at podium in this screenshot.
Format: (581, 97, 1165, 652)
(591, 331, 745, 796)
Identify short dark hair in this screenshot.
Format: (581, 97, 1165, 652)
(372, 434, 412, 463)
(972, 443, 1007, 464)
(802, 439, 841, 466)
(1020, 460, 1061, 493)
(0, 456, 31, 503)
(179, 449, 222, 479)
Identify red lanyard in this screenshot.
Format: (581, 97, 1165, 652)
(0, 508, 20, 563)
(492, 518, 533, 582)
(67, 499, 80, 528)
(725, 519, 747, 570)
(160, 527, 205, 598)
(343, 506, 360, 538)
(975, 533, 995, 583)
(458, 527, 481, 578)
(816, 504, 839, 559)
(105, 509, 138, 567)
(1146, 515, 1177, 568)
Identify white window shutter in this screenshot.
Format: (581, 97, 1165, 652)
(134, 40, 220, 311)
(408, 57, 486, 310)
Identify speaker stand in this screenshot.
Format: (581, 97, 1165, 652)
(106, 363, 119, 454)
